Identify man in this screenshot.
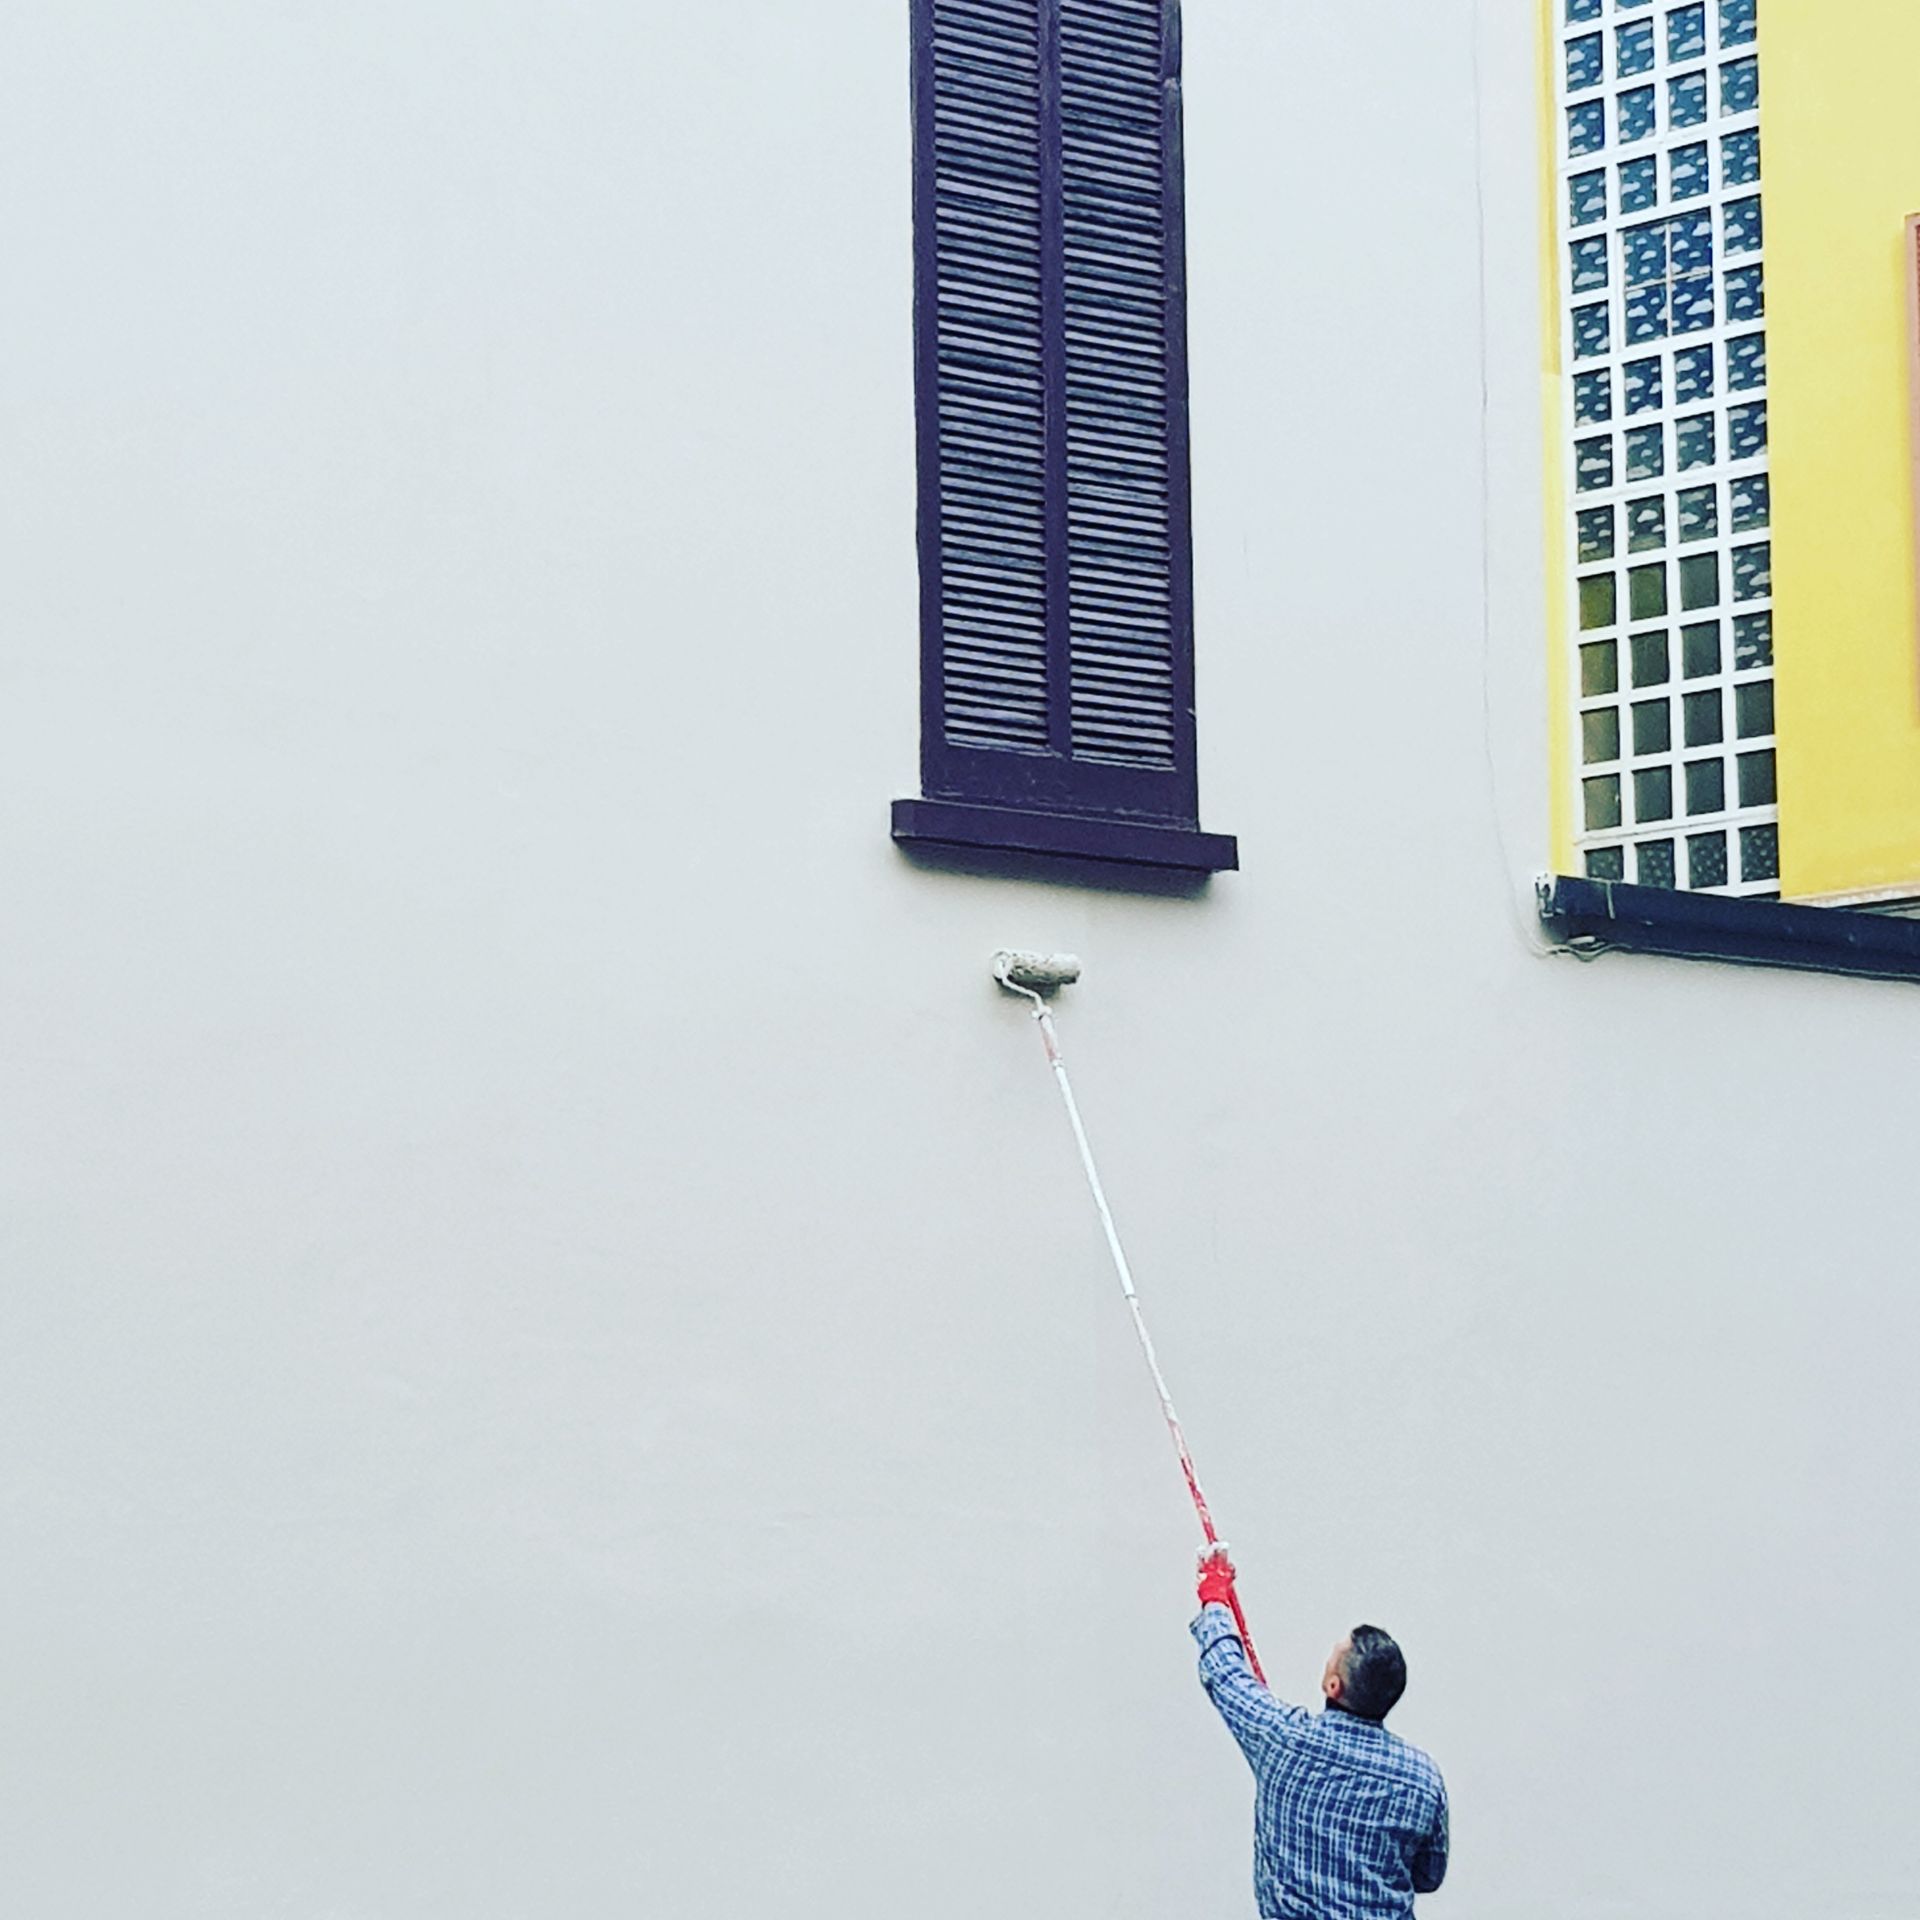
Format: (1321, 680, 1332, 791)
(1191, 1547, 1448, 1920)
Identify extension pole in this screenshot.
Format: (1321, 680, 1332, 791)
(1000, 967, 1266, 1683)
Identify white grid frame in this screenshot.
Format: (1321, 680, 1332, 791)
(1553, 0, 1780, 897)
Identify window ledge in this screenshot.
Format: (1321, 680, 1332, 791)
(892, 798, 1238, 875)
(1539, 875, 1920, 982)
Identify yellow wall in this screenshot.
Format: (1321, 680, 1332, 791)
(1766, 1, 1920, 899)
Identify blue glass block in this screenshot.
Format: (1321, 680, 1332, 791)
(1622, 221, 1669, 285)
(1573, 302, 1612, 360)
(1732, 541, 1771, 601)
(1625, 281, 1670, 344)
(1672, 272, 1715, 333)
(1731, 473, 1769, 531)
(1671, 211, 1715, 275)
(1726, 332, 1766, 390)
(1671, 142, 1711, 201)
(1616, 20, 1656, 75)
(1677, 485, 1718, 542)
(1585, 846, 1627, 880)
(1724, 196, 1763, 254)
(1570, 169, 1609, 227)
(1567, 0, 1601, 17)
(1667, 4, 1707, 59)
(1734, 610, 1772, 669)
(1618, 157, 1660, 213)
(1669, 70, 1708, 127)
(1723, 128, 1761, 187)
(1686, 832, 1728, 889)
(1675, 413, 1717, 468)
(1722, 57, 1759, 114)
(1571, 237, 1610, 291)
(1674, 343, 1716, 400)
(1568, 101, 1607, 155)
(1625, 424, 1665, 480)
(1618, 85, 1657, 143)
(1725, 264, 1765, 321)
(1578, 507, 1617, 560)
(1727, 401, 1767, 459)
(1577, 436, 1615, 491)
(1628, 496, 1668, 550)
(1567, 33, 1605, 91)
(1574, 370, 1614, 424)
(1624, 357, 1664, 415)
(1720, 0, 1756, 47)
(1740, 824, 1780, 884)
(1636, 839, 1678, 888)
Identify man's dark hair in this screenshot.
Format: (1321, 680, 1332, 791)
(1340, 1626, 1408, 1722)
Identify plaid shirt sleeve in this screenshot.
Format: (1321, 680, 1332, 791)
(1411, 1774, 1449, 1892)
(1190, 1602, 1311, 1766)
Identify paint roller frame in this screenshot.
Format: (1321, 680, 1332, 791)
(991, 950, 1266, 1681)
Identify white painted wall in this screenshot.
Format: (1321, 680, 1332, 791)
(4, 4, 1917, 1916)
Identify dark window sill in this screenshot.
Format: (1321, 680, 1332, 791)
(1539, 875, 1920, 982)
(892, 798, 1238, 876)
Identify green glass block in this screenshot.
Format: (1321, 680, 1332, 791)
(1630, 565, 1669, 621)
(1682, 622, 1721, 678)
(1631, 629, 1671, 687)
(1581, 640, 1620, 696)
(1738, 748, 1777, 806)
(1583, 707, 1622, 764)
(1736, 679, 1775, 738)
(1684, 689, 1724, 746)
(1634, 765, 1674, 823)
(1584, 845, 1627, 880)
(1585, 775, 1624, 832)
(1685, 757, 1726, 814)
(1679, 552, 1720, 610)
(1632, 698, 1672, 756)
(1580, 574, 1620, 630)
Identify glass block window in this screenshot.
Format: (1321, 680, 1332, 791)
(1555, 0, 1776, 896)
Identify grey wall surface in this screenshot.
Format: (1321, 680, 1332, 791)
(4, 3, 1917, 1916)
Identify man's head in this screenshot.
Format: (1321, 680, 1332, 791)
(1321, 1625, 1408, 1722)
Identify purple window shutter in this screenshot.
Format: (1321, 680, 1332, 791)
(911, 0, 1202, 829)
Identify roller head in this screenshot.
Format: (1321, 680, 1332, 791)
(992, 950, 1082, 994)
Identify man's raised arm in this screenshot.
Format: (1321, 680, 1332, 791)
(1190, 1549, 1306, 1767)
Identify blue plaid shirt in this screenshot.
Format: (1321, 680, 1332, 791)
(1193, 1605, 1449, 1920)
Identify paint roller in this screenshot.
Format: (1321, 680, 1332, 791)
(992, 951, 1266, 1681)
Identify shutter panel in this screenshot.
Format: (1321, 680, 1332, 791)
(924, 0, 1050, 754)
(912, 0, 1205, 831)
(1061, 0, 1179, 771)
